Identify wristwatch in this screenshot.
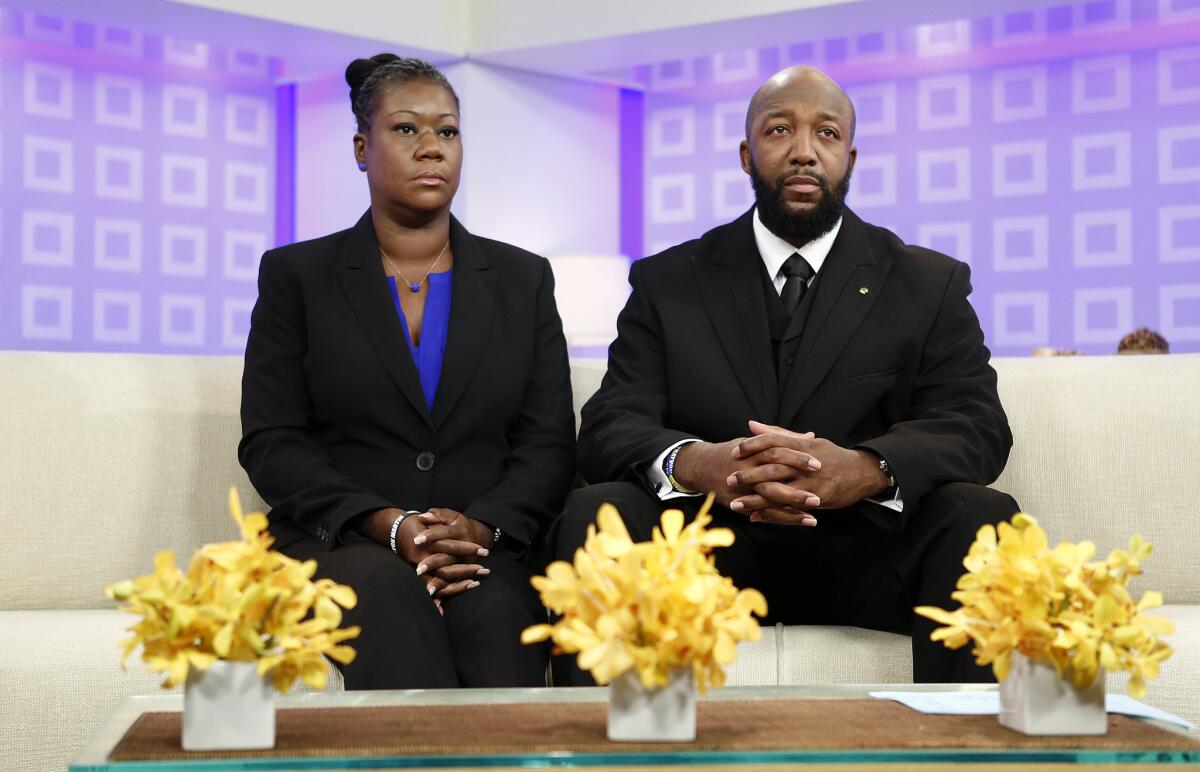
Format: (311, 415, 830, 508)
(876, 456, 896, 489)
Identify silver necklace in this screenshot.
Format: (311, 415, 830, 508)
(380, 240, 449, 293)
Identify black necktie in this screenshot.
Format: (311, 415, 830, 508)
(779, 253, 814, 316)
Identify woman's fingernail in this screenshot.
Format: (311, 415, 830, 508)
(413, 534, 426, 545)
(427, 584, 436, 595)
(477, 548, 490, 557)
(730, 500, 743, 511)
(415, 564, 426, 576)
(749, 513, 762, 522)
(468, 581, 481, 589)
(809, 459, 822, 469)
(805, 496, 820, 507)
(477, 568, 491, 575)
(726, 474, 738, 486)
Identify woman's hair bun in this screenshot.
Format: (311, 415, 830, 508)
(345, 53, 401, 93)
(346, 54, 459, 132)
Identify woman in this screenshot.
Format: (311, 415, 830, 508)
(239, 55, 575, 689)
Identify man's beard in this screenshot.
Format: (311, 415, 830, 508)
(749, 163, 851, 246)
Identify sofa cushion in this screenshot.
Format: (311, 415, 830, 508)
(0, 610, 171, 771)
(778, 625, 911, 685)
(722, 625, 779, 686)
(0, 609, 343, 772)
(1143, 603, 1200, 728)
(992, 355, 1200, 604)
(0, 352, 263, 610)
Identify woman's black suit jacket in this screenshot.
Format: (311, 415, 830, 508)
(239, 211, 576, 553)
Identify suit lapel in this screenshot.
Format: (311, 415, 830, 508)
(337, 211, 434, 428)
(693, 210, 777, 419)
(778, 209, 891, 427)
(432, 216, 496, 428)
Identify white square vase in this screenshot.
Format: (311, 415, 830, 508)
(607, 666, 696, 742)
(999, 652, 1107, 735)
(182, 660, 276, 750)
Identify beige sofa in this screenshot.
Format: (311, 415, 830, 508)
(1, 351, 1196, 769)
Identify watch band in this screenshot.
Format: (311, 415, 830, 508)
(489, 526, 526, 557)
(877, 457, 896, 489)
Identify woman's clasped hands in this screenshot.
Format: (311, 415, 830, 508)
(394, 508, 494, 610)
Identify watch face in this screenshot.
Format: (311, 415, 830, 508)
(878, 458, 894, 487)
(491, 529, 523, 557)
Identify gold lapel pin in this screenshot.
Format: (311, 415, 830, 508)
(859, 287, 869, 295)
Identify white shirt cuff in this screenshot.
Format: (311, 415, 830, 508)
(644, 439, 704, 501)
(865, 486, 904, 512)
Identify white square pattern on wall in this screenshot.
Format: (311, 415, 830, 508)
(0, 7, 278, 354)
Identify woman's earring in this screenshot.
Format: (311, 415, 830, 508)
(357, 162, 367, 172)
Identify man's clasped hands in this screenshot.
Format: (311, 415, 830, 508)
(672, 420, 890, 526)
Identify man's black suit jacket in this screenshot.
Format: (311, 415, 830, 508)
(239, 211, 576, 552)
(578, 207, 1012, 523)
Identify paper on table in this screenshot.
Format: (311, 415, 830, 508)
(869, 691, 997, 715)
(868, 691, 1195, 730)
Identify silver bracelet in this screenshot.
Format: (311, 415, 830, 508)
(388, 511, 421, 555)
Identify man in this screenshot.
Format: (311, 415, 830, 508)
(550, 66, 1018, 684)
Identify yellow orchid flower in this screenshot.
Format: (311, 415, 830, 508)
(916, 513, 1173, 699)
(105, 487, 360, 692)
(522, 494, 766, 692)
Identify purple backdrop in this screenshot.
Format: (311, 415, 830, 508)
(2, 1, 1198, 357)
(0, 6, 278, 354)
(639, 0, 1200, 355)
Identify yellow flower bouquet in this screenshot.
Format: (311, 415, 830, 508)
(916, 513, 1174, 699)
(106, 488, 361, 693)
(521, 495, 767, 692)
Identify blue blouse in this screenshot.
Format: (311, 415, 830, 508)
(388, 271, 452, 410)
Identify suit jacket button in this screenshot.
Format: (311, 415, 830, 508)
(416, 451, 436, 472)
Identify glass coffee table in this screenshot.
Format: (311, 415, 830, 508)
(70, 683, 1198, 770)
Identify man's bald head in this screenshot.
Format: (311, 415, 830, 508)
(744, 66, 856, 141)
